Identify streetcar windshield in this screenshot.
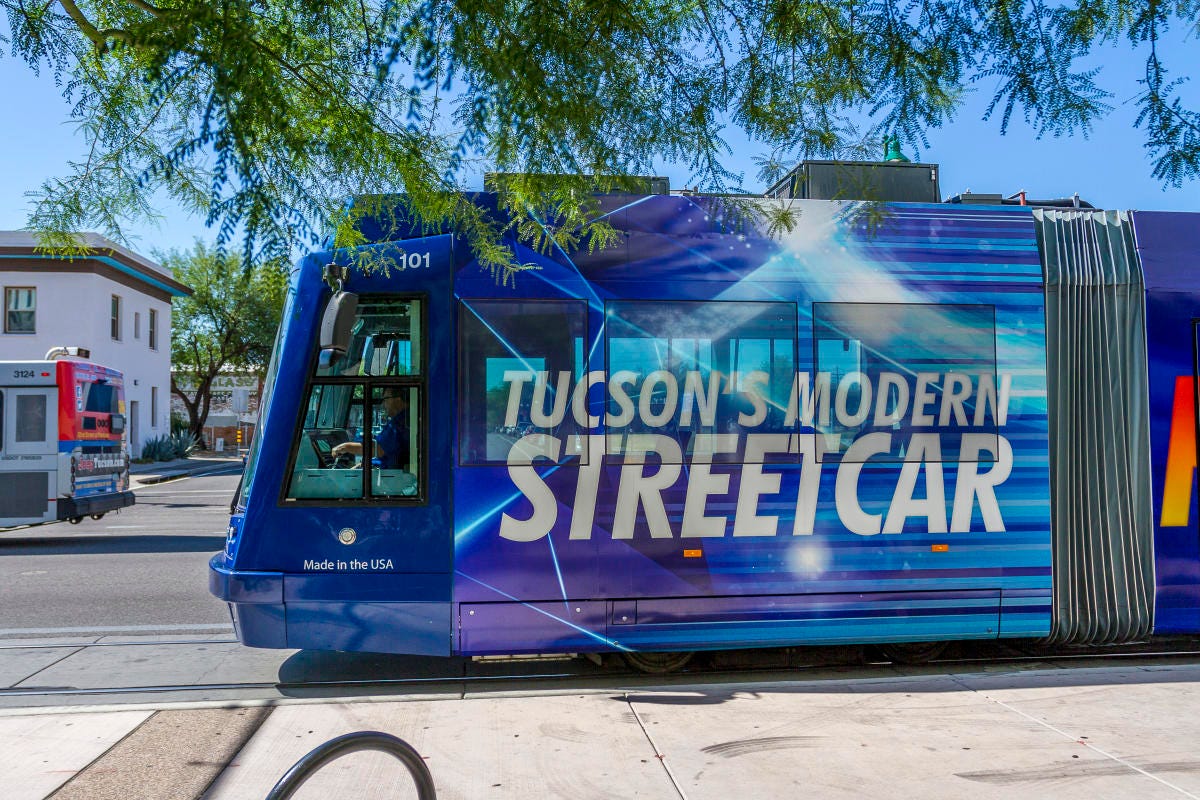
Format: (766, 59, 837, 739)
(317, 296, 420, 377)
(286, 294, 425, 502)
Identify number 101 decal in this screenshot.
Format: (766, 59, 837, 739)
(399, 251, 432, 270)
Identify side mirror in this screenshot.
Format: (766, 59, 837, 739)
(111, 414, 126, 433)
(319, 290, 359, 354)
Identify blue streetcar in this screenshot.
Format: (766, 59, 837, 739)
(210, 189, 1200, 668)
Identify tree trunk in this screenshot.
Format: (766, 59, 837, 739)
(172, 375, 213, 443)
(197, 387, 212, 446)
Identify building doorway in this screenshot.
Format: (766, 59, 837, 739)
(129, 400, 140, 457)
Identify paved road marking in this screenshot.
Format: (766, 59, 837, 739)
(136, 488, 237, 495)
(627, 692, 690, 800)
(972, 684, 1200, 799)
(0, 624, 234, 637)
(134, 490, 238, 496)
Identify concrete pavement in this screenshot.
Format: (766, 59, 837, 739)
(7, 661, 1200, 799)
(11, 467, 1200, 798)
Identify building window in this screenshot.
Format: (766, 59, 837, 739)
(111, 295, 122, 341)
(134, 312, 141, 339)
(149, 308, 158, 350)
(4, 287, 36, 334)
(151, 386, 158, 428)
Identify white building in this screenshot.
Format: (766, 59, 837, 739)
(0, 232, 191, 456)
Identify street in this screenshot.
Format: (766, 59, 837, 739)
(0, 470, 241, 637)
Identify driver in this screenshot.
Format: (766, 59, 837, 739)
(331, 389, 411, 469)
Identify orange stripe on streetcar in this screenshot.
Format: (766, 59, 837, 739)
(1162, 375, 1197, 527)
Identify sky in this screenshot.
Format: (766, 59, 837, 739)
(1, 27, 1197, 261)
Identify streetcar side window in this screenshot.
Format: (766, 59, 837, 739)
(458, 300, 588, 465)
(285, 295, 425, 503)
(604, 300, 797, 464)
(813, 302, 998, 462)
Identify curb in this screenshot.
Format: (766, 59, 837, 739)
(132, 461, 244, 486)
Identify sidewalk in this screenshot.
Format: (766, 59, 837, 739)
(130, 452, 244, 485)
(7, 662, 1200, 800)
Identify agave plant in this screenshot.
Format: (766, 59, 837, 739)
(140, 435, 175, 462)
(169, 432, 199, 459)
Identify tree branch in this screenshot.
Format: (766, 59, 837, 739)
(126, 0, 164, 16)
(56, 0, 131, 52)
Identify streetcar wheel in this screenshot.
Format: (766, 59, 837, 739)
(90, 513, 105, 520)
(68, 516, 83, 524)
(877, 641, 948, 665)
(622, 651, 696, 674)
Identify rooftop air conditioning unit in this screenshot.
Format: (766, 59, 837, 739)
(765, 160, 941, 203)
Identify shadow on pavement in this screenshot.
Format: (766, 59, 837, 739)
(275, 648, 616, 698)
(277, 650, 466, 690)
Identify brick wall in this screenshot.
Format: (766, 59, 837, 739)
(200, 423, 257, 452)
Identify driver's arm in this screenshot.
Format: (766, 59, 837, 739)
(332, 439, 390, 460)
